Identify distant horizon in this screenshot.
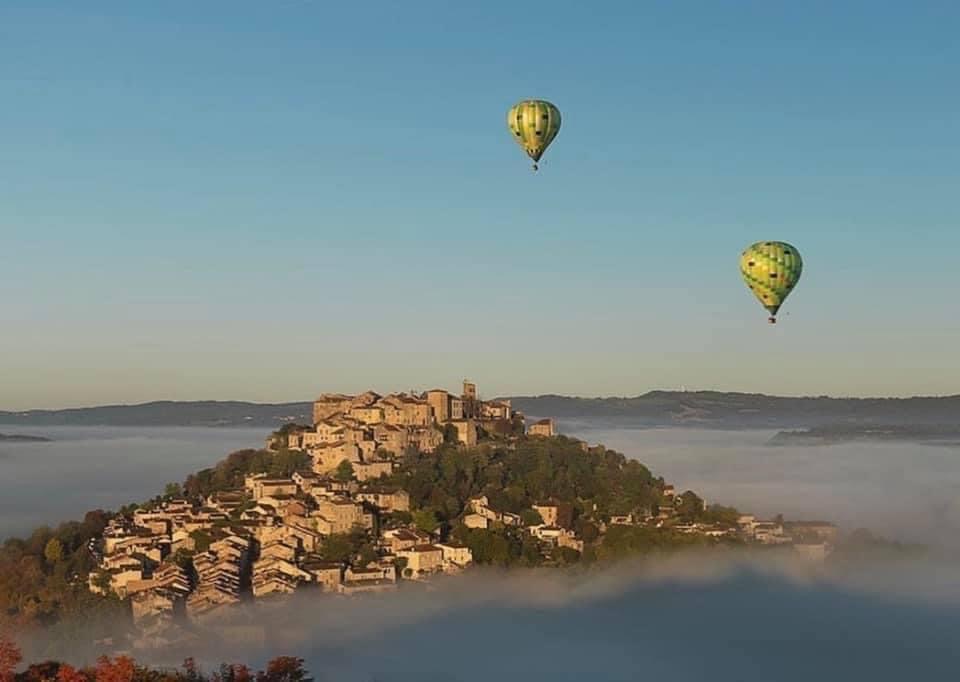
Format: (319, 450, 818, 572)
(4, 386, 960, 414)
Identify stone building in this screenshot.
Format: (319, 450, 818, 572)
(528, 418, 556, 437)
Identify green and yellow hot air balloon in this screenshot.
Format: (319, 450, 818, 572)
(507, 99, 561, 171)
(739, 241, 803, 323)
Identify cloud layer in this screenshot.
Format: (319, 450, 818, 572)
(27, 553, 960, 682)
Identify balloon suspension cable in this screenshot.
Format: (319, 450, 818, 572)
(768, 316, 777, 324)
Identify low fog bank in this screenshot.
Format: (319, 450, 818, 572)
(565, 425, 960, 550)
(29, 554, 960, 681)
(0, 426, 265, 540)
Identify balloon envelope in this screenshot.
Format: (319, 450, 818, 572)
(739, 241, 802, 318)
(507, 100, 561, 167)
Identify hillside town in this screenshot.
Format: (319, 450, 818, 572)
(85, 381, 839, 647)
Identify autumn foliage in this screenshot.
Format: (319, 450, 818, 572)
(0, 641, 312, 682)
(56, 665, 88, 682)
(93, 656, 136, 682)
(0, 633, 23, 682)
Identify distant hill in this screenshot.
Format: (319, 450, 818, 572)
(3, 391, 960, 429)
(768, 424, 960, 447)
(0, 433, 52, 442)
(0, 400, 312, 428)
(507, 391, 960, 429)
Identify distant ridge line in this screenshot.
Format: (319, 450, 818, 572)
(2, 391, 959, 429)
(506, 390, 960, 401)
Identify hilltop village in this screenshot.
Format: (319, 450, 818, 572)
(84, 381, 839, 648)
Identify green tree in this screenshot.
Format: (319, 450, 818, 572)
(703, 504, 739, 526)
(335, 460, 355, 483)
(677, 491, 705, 522)
(574, 519, 600, 543)
(44, 538, 64, 565)
(163, 482, 183, 499)
(319, 528, 369, 564)
(552, 546, 581, 565)
(319, 534, 353, 564)
(171, 549, 194, 570)
(90, 570, 112, 593)
(382, 510, 413, 528)
(357, 544, 379, 567)
(190, 530, 213, 553)
(412, 509, 440, 535)
(598, 525, 707, 561)
(442, 424, 459, 444)
(520, 535, 543, 566)
(521, 509, 544, 527)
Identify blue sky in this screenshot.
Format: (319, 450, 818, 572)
(2, 1, 959, 408)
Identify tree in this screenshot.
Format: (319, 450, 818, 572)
(163, 482, 183, 500)
(597, 525, 706, 561)
(357, 543, 378, 567)
(552, 546, 581, 565)
(520, 535, 542, 567)
(520, 509, 544, 527)
(319, 534, 355, 564)
(257, 657, 311, 682)
(190, 530, 213, 553)
(412, 509, 439, 535)
(90, 570, 112, 593)
(44, 538, 65, 565)
(382, 510, 413, 528)
(21, 661, 63, 682)
(94, 655, 135, 682)
(181, 658, 203, 682)
(677, 491, 705, 523)
(442, 424, 459, 444)
(0, 634, 22, 682)
(703, 504, 739, 526)
(335, 460, 354, 483)
(574, 519, 600, 543)
(56, 664, 90, 682)
(0, 651, 322, 682)
(218, 664, 253, 682)
(171, 549, 194, 570)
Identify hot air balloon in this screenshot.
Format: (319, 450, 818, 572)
(739, 241, 802, 324)
(507, 99, 561, 171)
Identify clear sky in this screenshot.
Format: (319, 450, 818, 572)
(2, 1, 959, 409)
